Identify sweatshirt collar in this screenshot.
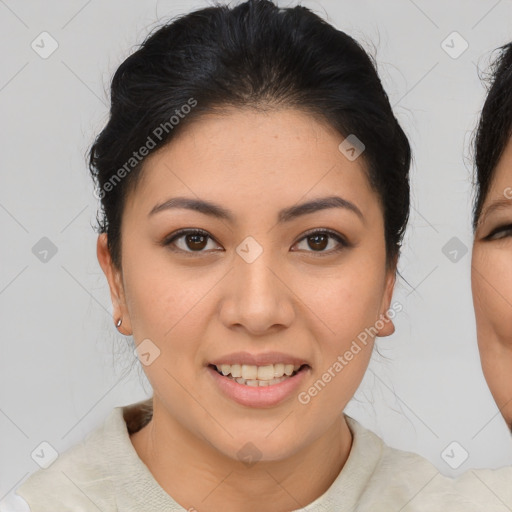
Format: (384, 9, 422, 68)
(102, 401, 383, 511)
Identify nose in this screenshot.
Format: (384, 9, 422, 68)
(218, 246, 295, 336)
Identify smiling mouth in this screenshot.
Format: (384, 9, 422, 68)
(209, 363, 310, 387)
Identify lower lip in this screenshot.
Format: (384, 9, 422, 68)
(207, 365, 311, 408)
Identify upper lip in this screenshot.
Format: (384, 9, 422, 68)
(209, 351, 311, 367)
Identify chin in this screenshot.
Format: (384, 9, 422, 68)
(213, 432, 304, 464)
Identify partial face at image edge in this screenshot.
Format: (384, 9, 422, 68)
(472, 136, 512, 432)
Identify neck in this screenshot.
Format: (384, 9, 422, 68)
(129, 398, 352, 512)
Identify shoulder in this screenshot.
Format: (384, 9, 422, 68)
(344, 416, 483, 511)
(346, 416, 439, 476)
(346, 415, 438, 476)
(15, 406, 127, 512)
(451, 465, 512, 510)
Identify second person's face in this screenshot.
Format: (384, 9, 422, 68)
(472, 136, 512, 429)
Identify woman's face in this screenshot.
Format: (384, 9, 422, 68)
(99, 108, 396, 461)
(472, 136, 512, 429)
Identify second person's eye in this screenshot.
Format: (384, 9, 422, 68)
(484, 223, 512, 241)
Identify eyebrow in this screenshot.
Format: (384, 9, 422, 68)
(480, 198, 512, 223)
(148, 195, 364, 223)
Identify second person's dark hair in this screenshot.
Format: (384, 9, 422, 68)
(88, 0, 411, 270)
(473, 42, 512, 228)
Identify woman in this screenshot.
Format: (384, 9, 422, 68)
(15, 0, 467, 510)
(437, 41, 512, 510)
(471, 41, 512, 432)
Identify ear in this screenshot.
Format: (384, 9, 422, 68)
(97, 233, 132, 335)
(375, 257, 397, 338)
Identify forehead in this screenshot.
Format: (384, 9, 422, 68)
(125, 108, 380, 221)
(491, 137, 512, 188)
(477, 137, 512, 225)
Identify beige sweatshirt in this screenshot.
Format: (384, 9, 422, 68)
(13, 400, 512, 511)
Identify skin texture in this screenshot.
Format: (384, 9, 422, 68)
(97, 108, 397, 511)
(472, 137, 512, 431)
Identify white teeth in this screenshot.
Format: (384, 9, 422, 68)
(273, 363, 284, 377)
(229, 375, 289, 386)
(231, 364, 242, 378)
(215, 363, 303, 382)
(257, 365, 274, 380)
(241, 364, 258, 380)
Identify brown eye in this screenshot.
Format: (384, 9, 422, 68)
(307, 233, 329, 251)
(293, 229, 348, 254)
(163, 228, 349, 256)
(184, 233, 208, 250)
(163, 229, 221, 253)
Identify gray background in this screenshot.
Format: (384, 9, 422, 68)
(2, 0, 512, 507)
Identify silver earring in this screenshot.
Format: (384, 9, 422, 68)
(116, 318, 122, 328)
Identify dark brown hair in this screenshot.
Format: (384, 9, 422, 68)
(473, 42, 512, 228)
(88, 0, 411, 270)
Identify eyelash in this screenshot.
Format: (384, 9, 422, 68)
(161, 228, 349, 256)
(484, 223, 512, 241)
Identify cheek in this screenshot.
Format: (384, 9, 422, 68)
(302, 257, 386, 340)
(122, 242, 215, 355)
(295, 259, 386, 399)
(472, 247, 512, 347)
